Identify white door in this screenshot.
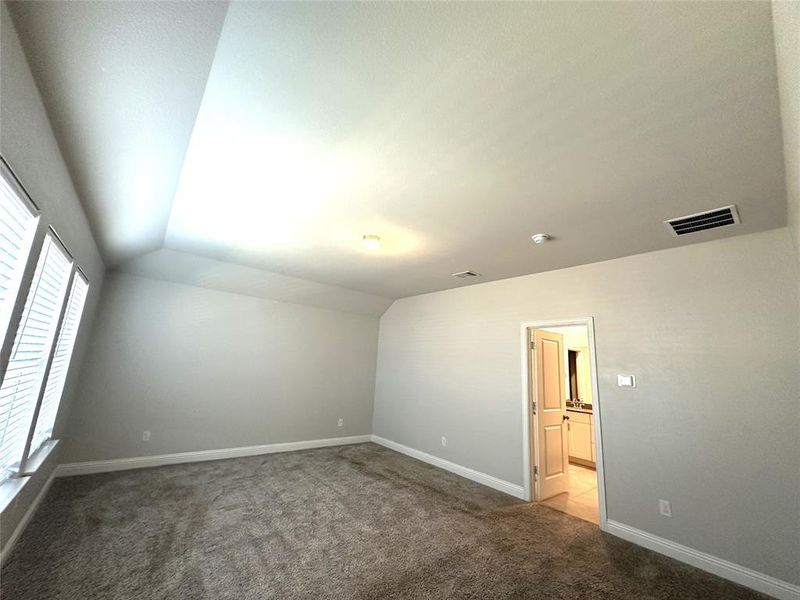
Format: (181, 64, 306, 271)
(532, 328, 570, 500)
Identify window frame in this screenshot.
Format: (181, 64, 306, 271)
(0, 228, 74, 481)
(0, 155, 89, 486)
(15, 230, 77, 476)
(26, 268, 89, 468)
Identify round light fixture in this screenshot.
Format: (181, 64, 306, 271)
(531, 233, 551, 245)
(362, 234, 381, 251)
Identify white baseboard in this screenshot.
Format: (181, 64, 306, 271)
(606, 520, 800, 600)
(0, 470, 56, 565)
(56, 434, 372, 477)
(370, 435, 525, 499)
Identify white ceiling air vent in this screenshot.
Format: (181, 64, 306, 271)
(665, 205, 740, 236)
(452, 270, 481, 278)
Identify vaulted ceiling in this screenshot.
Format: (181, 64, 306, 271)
(6, 1, 790, 301)
(7, 1, 228, 265)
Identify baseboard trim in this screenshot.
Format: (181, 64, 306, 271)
(0, 470, 56, 565)
(370, 435, 525, 499)
(606, 520, 800, 600)
(56, 435, 372, 477)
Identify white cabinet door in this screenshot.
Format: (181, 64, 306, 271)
(568, 420, 593, 461)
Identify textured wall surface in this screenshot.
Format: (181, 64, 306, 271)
(66, 273, 378, 462)
(374, 228, 800, 584)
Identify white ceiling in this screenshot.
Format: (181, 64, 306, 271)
(6, 1, 228, 264)
(120, 248, 392, 317)
(8, 1, 790, 300)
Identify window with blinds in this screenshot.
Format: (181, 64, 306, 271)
(0, 233, 72, 483)
(29, 272, 88, 455)
(0, 165, 39, 341)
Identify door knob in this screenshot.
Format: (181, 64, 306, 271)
(563, 415, 570, 421)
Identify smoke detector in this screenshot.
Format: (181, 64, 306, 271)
(531, 233, 550, 244)
(452, 270, 481, 278)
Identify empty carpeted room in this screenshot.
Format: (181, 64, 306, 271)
(0, 1, 798, 599)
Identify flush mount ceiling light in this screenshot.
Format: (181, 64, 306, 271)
(362, 234, 381, 251)
(531, 233, 551, 244)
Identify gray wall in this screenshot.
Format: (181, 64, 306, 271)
(0, 5, 105, 549)
(772, 1, 799, 267)
(373, 227, 800, 585)
(65, 272, 378, 462)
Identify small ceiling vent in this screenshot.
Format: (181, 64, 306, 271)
(665, 205, 740, 236)
(452, 270, 481, 278)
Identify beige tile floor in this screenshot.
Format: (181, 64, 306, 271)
(540, 463, 599, 524)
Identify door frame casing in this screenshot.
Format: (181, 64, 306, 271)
(520, 317, 608, 531)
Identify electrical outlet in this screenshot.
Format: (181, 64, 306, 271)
(659, 499, 672, 518)
(142, 430, 151, 442)
(337, 418, 344, 427)
(441, 436, 447, 447)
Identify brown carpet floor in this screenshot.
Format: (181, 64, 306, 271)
(1, 443, 768, 599)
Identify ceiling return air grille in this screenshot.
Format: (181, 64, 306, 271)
(452, 270, 481, 278)
(665, 205, 740, 236)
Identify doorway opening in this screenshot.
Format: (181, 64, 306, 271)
(521, 318, 607, 529)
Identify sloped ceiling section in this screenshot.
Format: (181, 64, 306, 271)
(7, 0, 229, 265)
(119, 248, 393, 317)
(8, 1, 790, 300)
(165, 1, 786, 298)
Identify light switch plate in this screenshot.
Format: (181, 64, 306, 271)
(617, 374, 636, 388)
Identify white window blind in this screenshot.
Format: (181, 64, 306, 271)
(30, 272, 88, 455)
(0, 233, 72, 483)
(0, 168, 39, 341)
